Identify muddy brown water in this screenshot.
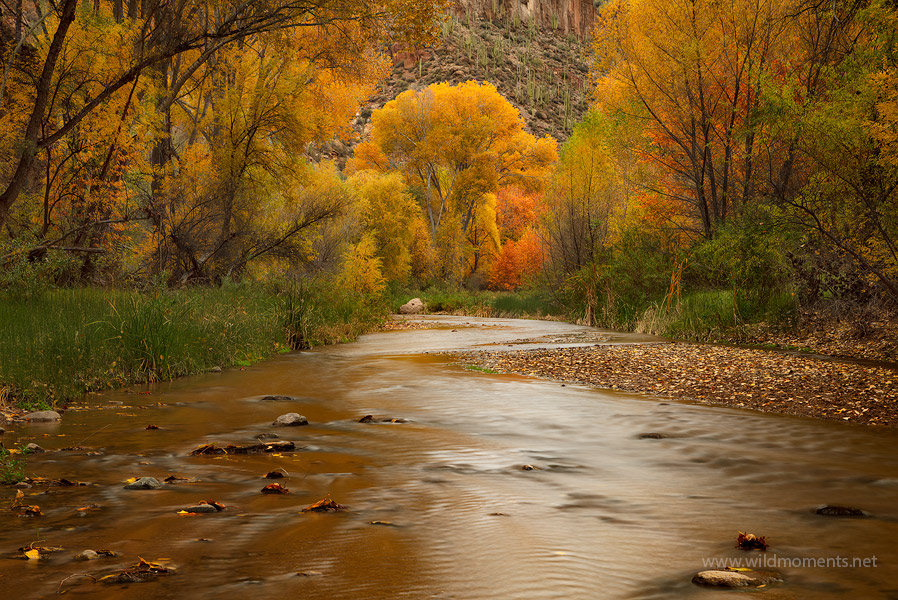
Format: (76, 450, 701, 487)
(2, 316, 897, 599)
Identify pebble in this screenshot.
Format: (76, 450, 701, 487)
(24, 443, 45, 453)
(272, 413, 308, 427)
(184, 504, 218, 513)
(74, 550, 99, 561)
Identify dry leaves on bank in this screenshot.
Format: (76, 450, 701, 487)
(457, 343, 898, 427)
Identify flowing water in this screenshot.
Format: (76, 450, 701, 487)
(2, 316, 897, 599)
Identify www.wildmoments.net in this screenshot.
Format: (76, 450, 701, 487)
(702, 555, 879, 569)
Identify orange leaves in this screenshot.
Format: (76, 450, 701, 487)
(261, 483, 290, 494)
(301, 495, 347, 512)
(737, 532, 769, 551)
(488, 229, 544, 291)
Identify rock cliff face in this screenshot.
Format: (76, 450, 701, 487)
(452, 0, 596, 39)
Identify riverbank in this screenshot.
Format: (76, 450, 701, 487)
(455, 343, 898, 427)
(0, 283, 386, 412)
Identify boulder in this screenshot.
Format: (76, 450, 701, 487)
(25, 410, 61, 422)
(24, 443, 45, 453)
(692, 569, 783, 588)
(124, 477, 163, 490)
(272, 413, 308, 427)
(399, 298, 426, 315)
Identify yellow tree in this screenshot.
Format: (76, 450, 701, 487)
(352, 81, 557, 278)
(0, 0, 448, 247)
(349, 170, 421, 282)
(151, 28, 381, 282)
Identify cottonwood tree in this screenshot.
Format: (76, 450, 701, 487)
(0, 0, 448, 269)
(351, 81, 557, 280)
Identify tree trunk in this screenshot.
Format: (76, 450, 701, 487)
(0, 0, 78, 231)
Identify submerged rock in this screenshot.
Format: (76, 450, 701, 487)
(816, 505, 867, 517)
(272, 413, 308, 427)
(25, 411, 61, 422)
(637, 432, 670, 439)
(399, 298, 425, 314)
(259, 395, 299, 402)
(124, 477, 163, 490)
(692, 569, 783, 588)
(75, 550, 99, 561)
(184, 504, 218, 513)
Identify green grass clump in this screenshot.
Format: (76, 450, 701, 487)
(0, 446, 25, 484)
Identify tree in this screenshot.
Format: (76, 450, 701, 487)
(0, 0, 448, 235)
(351, 80, 557, 279)
(350, 170, 421, 282)
(592, 0, 869, 238)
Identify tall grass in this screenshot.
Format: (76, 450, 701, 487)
(0, 281, 387, 409)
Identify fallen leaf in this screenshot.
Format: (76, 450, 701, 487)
(302, 495, 346, 512)
(261, 483, 289, 494)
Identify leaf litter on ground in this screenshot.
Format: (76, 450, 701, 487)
(455, 343, 898, 427)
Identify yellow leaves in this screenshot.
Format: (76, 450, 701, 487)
(337, 233, 387, 297)
(24, 549, 40, 560)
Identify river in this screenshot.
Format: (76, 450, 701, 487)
(2, 316, 897, 598)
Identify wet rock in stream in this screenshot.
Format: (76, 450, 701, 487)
(272, 413, 308, 426)
(358, 415, 409, 424)
(24, 410, 61, 422)
(124, 477, 163, 490)
(190, 441, 296, 455)
(24, 443, 45, 453)
(816, 504, 868, 517)
(637, 432, 672, 439)
(692, 568, 783, 588)
(259, 395, 302, 402)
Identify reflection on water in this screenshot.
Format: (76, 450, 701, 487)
(1, 317, 897, 599)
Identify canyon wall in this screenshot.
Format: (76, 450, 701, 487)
(452, 0, 597, 39)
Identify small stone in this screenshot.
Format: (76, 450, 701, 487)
(692, 569, 782, 588)
(637, 432, 669, 439)
(24, 410, 61, 422)
(296, 570, 323, 577)
(124, 477, 163, 490)
(521, 464, 540, 471)
(210, 366, 222, 373)
(816, 505, 867, 517)
(256, 433, 279, 439)
(13, 482, 31, 489)
(272, 413, 308, 427)
(184, 504, 218, 513)
(259, 395, 297, 402)
(24, 443, 45, 453)
(75, 549, 99, 561)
